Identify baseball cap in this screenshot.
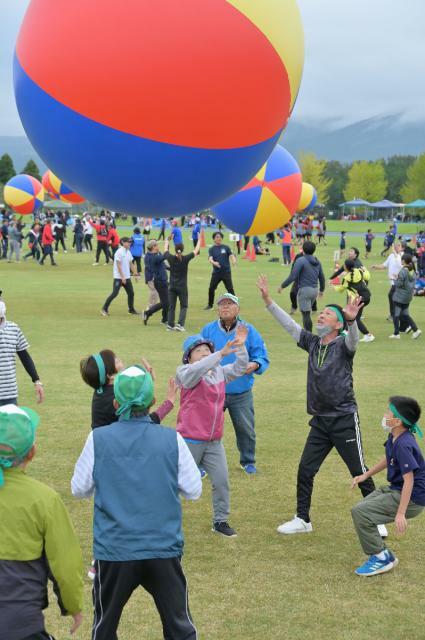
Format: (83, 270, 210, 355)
(182, 335, 215, 364)
(217, 293, 240, 306)
(114, 365, 154, 419)
(0, 405, 40, 487)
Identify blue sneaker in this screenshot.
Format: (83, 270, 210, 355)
(241, 463, 257, 475)
(199, 468, 208, 479)
(354, 550, 398, 576)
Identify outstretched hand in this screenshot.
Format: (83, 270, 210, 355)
(343, 296, 364, 322)
(257, 275, 272, 305)
(234, 324, 248, 346)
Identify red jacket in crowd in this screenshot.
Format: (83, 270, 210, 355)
(41, 223, 54, 246)
(90, 222, 109, 243)
(107, 227, 120, 248)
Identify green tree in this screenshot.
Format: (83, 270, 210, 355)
(383, 155, 415, 202)
(400, 154, 425, 202)
(323, 160, 349, 211)
(344, 161, 387, 202)
(298, 152, 331, 205)
(0, 153, 16, 184)
(21, 159, 41, 181)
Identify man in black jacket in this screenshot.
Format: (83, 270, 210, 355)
(278, 241, 325, 331)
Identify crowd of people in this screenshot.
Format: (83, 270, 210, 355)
(0, 210, 425, 639)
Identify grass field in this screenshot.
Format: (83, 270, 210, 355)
(3, 228, 425, 640)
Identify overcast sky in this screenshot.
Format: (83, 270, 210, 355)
(1, 0, 424, 136)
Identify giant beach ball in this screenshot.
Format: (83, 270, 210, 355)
(4, 174, 44, 215)
(14, 0, 304, 217)
(212, 145, 302, 235)
(298, 182, 317, 212)
(42, 170, 85, 204)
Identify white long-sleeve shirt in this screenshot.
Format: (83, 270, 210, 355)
(71, 430, 202, 501)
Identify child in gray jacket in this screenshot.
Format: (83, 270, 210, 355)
(390, 254, 421, 339)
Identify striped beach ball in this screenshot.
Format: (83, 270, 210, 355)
(298, 182, 317, 212)
(42, 170, 85, 204)
(212, 145, 302, 235)
(3, 174, 44, 215)
(14, 0, 304, 217)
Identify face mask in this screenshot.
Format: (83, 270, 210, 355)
(316, 324, 333, 338)
(381, 417, 392, 433)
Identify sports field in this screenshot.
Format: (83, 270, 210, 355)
(4, 225, 425, 639)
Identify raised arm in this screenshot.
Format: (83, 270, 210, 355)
(257, 275, 302, 342)
(176, 351, 223, 389)
(343, 297, 363, 352)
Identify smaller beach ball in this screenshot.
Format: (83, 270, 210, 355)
(298, 182, 317, 212)
(42, 170, 59, 199)
(3, 174, 44, 215)
(212, 145, 302, 235)
(45, 170, 85, 204)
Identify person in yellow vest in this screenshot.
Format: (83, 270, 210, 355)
(333, 259, 375, 343)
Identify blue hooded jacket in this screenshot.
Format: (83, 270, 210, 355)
(201, 319, 269, 394)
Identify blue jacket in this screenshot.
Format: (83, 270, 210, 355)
(201, 319, 269, 394)
(131, 233, 144, 257)
(92, 416, 183, 561)
(192, 222, 201, 240)
(281, 254, 325, 292)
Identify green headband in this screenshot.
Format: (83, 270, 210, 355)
(92, 353, 106, 395)
(326, 305, 344, 325)
(389, 403, 423, 438)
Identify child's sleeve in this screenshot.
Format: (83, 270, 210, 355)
(44, 493, 84, 615)
(149, 399, 174, 424)
(222, 345, 249, 382)
(71, 432, 95, 498)
(175, 351, 223, 389)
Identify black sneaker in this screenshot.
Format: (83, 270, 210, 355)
(212, 521, 237, 537)
(143, 311, 148, 325)
(128, 310, 139, 315)
(204, 305, 213, 311)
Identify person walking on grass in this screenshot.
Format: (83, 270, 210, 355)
(39, 219, 57, 266)
(23, 223, 41, 261)
(72, 365, 201, 640)
(0, 405, 84, 640)
(101, 237, 139, 317)
(201, 294, 269, 474)
(257, 275, 388, 538)
(389, 254, 422, 340)
(130, 226, 145, 276)
(163, 237, 201, 332)
(7, 220, 21, 263)
(278, 241, 325, 331)
(205, 231, 236, 310)
(351, 396, 424, 576)
(371, 243, 406, 323)
(142, 240, 169, 325)
(176, 326, 248, 537)
(90, 216, 110, 265)
(364, 229, 375, 258)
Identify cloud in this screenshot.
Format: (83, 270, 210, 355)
(0, 0, 424, 136)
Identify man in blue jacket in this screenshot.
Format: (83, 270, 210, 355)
(278, 241, 325, 331)
(201, 293, 269, 474)
(72, 364, 202, 640)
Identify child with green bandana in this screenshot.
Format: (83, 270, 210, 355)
(351, 396, 425, 576)
(0, 404, 84, 640)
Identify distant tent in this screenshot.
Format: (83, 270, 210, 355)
(339, 199, 371, 207)
(369, 199, 402, 208)
(404, 199, 425, 208)
(43, 199, 72, 209)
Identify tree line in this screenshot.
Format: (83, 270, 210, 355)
(1, 151, 425, 215)
(300, 152, 425, 212)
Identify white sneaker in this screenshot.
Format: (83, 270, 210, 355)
(412, 329, 422, 340)
(388, 334, 400, 339)
(360, 334, 375, 343)
(404, 326, 412, 334)
(175, 324, 186, 332)
(377, 524, 388, 538)
(277, 516, 313, 535)
(92, 262, 99, 266)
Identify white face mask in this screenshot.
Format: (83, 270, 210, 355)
(316, 324, 333, 338)
(381, 417, 392, 433)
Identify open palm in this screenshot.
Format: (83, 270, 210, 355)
(343, 296, 364, 322)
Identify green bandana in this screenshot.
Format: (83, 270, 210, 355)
(114, 365, 154, 420)
(389, 403, 423, 438)
(326, 305, 345, 334)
